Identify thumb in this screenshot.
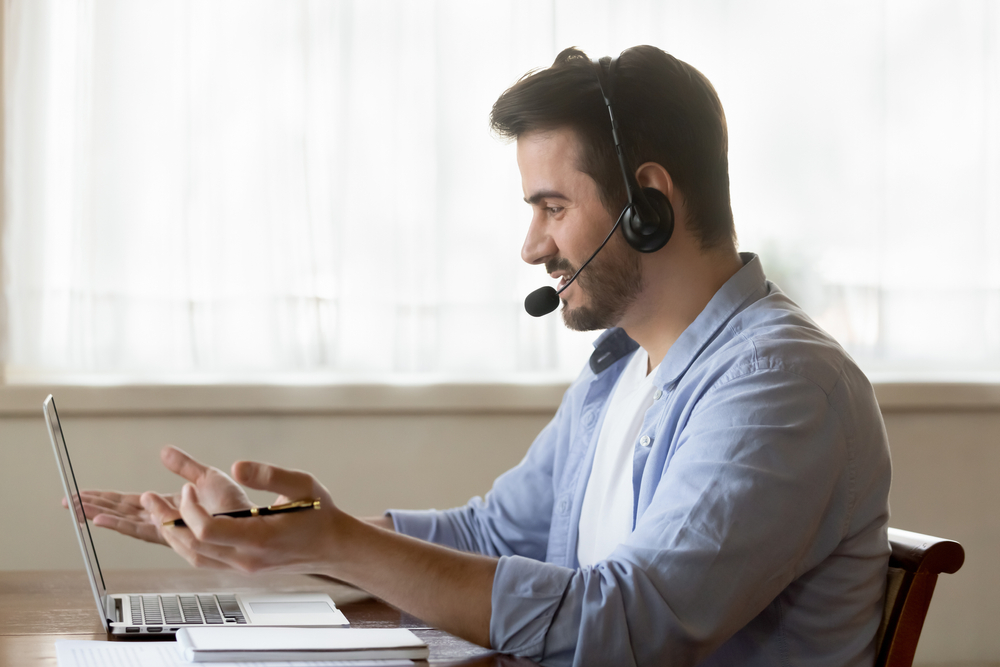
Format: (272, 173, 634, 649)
(232, 461, 317, 500)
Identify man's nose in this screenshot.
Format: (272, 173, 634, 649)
(521, 211, 557, 265)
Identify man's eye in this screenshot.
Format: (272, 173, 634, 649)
(547, 207, 563, 215)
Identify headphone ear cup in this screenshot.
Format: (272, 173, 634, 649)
(621, 187, 674, 253)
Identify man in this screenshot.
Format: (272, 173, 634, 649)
(76, 46, 891, 666)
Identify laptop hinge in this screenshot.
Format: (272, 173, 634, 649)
(107, 596, 123, 624)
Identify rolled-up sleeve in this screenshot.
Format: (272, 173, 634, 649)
(491, 556, 576, 658)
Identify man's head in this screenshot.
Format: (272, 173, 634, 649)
(491, 45, 735, 252)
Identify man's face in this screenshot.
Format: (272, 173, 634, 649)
(517, 128, 642, 331)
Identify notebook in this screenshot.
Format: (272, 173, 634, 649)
(177, 627, 428, 662)
(44, 394, 350, 636)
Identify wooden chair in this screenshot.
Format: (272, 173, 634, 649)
(875, 527, 965, 667)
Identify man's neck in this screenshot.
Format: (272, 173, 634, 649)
(621, 243, 744, 372)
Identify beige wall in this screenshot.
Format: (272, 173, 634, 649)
(1, 383, 997, 665)
(879, 409, 1000, 665)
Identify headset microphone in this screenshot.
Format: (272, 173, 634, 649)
(523, 286, 561, 318)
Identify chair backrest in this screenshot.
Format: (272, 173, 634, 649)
(875, 527, 965, 667)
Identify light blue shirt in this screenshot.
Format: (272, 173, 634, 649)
(390, 254, 891, 666)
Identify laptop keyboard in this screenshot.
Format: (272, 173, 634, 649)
(131, 594, 246, 625)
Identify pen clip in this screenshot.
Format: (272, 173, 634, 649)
(267, 499, 321, 511)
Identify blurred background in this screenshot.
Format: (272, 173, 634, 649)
(4, 0, 998, 382)
(1, 1, 998, 665)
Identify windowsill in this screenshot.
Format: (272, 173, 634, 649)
(0, 381, 571, 417)
(2, 379, 1000, 417)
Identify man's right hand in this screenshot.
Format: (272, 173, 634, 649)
(64, 446, 255, 546)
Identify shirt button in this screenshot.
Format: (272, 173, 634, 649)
(639, 435, 652, 447)
(583, 411, 596, 427)
(557, 498, 570, 514)
(653, 389, 663, 400)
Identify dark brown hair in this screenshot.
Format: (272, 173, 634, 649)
(490, 46, 735, 249)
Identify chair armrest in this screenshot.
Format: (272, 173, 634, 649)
(888, 528, 965, 575)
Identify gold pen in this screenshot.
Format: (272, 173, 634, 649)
(162, 498, 321, 528)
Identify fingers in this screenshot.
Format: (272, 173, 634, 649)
(141, 491, 182, 524)
(81, 490, 145, 510)
(178, 484, 216, 532)
(232, 460, 316, 500)
(162, 534, 233, 570)
(79, 491, 146, 515)
(62, 489, 172, 546)
(159, 510, 238, 571)
(155, 485, 249, 570)
(80, 500, 137, 522)
(92, 514, 166, 546)
(161, 446, 212, 484)
(63, 490, 147, 519)
(174, 484, 263, 546)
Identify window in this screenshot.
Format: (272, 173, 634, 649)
(3, 0, 998, 383)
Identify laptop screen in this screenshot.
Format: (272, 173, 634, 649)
(44, 395, 110, 628)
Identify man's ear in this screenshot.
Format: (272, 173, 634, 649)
(635, 162, 674, 201)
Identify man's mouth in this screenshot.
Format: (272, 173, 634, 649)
(545, 259, 577, 294)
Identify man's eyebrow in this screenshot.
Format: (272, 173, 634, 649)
(524, 190, 569, 205)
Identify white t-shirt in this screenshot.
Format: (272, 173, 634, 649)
(577, 348, 658, 568)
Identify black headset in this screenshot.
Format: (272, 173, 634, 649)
(593, 56, 674, 253)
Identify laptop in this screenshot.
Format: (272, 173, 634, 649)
(43, 394, 350, 636)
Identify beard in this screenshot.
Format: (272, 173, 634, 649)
(546, 234, 644, 332)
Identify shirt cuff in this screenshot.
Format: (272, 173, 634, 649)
(490, 554, 576, 660)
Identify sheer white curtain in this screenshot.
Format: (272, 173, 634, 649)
(717, 1, 1000, 379)
(4, 0, 596, 381)
(4, 0, 999, 382)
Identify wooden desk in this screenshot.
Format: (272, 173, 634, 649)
(0, 569, 538, 666)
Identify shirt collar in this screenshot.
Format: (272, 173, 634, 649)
(654, 252, 766, 387)
(589, 327, 640, 375)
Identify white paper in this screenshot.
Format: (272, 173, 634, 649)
(55, 640, 414, 667)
